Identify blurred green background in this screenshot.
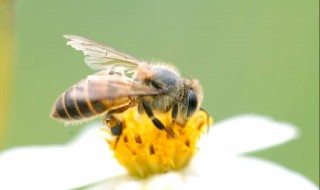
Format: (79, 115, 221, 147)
(0, 0, 319, 185)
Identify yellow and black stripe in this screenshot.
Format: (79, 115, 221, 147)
(51, 78, 132, 122)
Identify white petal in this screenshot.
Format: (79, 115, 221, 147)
(87, 172, 195, 190)
(0, 123, 125, 190)
(199, 114, 299, 156)
(87, 157, 318, 190)
(0, 116, 313, 190)
(186, 157, 318, 190)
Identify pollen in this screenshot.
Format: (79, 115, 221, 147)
(100, 109, 213, 178)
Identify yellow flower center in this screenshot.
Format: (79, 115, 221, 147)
(101, 109, 213, 178)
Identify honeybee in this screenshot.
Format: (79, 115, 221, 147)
(51, 35, 208, 137)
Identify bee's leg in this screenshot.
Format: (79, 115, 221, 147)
(111, 120, 123, 136)
(141, 100, 175, 138)
(108, 100, 136, 115)
(171, 103, 178, 126)
(104, 101, 135, 147)
(104, 115, 122, 135)
(104, 115, 123, 149)
(164, 103, 178, 136)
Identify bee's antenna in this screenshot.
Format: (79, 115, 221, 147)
(200, 107, 211, 130)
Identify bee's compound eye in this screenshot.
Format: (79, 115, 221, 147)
(187, 89, 198, 117)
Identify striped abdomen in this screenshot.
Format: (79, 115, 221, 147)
(50, 78, 131, 123)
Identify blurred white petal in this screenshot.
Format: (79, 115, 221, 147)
(186, 157, 318, 190)
(0, 124, 126, 190)
(0, 115, 317, 190)
(88, 157, 318, 190)
(200, 114, 299, 157)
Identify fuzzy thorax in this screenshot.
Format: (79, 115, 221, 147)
(101, 109, 213, 178)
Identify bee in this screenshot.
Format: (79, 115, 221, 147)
(50, 35, 208, 137)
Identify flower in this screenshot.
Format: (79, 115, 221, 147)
(101, 109, 211, 178)
(0, 114, 318, 190)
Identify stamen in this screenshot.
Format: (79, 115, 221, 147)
(149, 144, 155, 155)
(123, 135, 128, 143)
(185, 139, 190, 147)
(135, 134, 142, 144)
(101, 109, 213, 178)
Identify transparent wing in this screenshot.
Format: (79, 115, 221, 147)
(64, 35, 144, 72)
(77, 73, 162, 102)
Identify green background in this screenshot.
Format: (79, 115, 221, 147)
(1, 0, 319, 185)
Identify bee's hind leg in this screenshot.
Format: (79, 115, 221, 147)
(104, 114, 123, 149)
(141, 100, 175, 138)
(104, 115, 123, 136)
(104, 101, 136, 148)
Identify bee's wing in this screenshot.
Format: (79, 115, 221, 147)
(85, 74, 161, 101)
(64, 35, 143, 72)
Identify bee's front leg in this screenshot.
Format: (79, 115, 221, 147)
(171, 103, 178, 127)
(141, 100, 175, 138)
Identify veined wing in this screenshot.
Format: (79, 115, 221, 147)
(84, 73, 161, 101)
(64, 35, 144, 72)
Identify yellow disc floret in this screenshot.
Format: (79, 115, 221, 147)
(101, 109, 213, 178)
